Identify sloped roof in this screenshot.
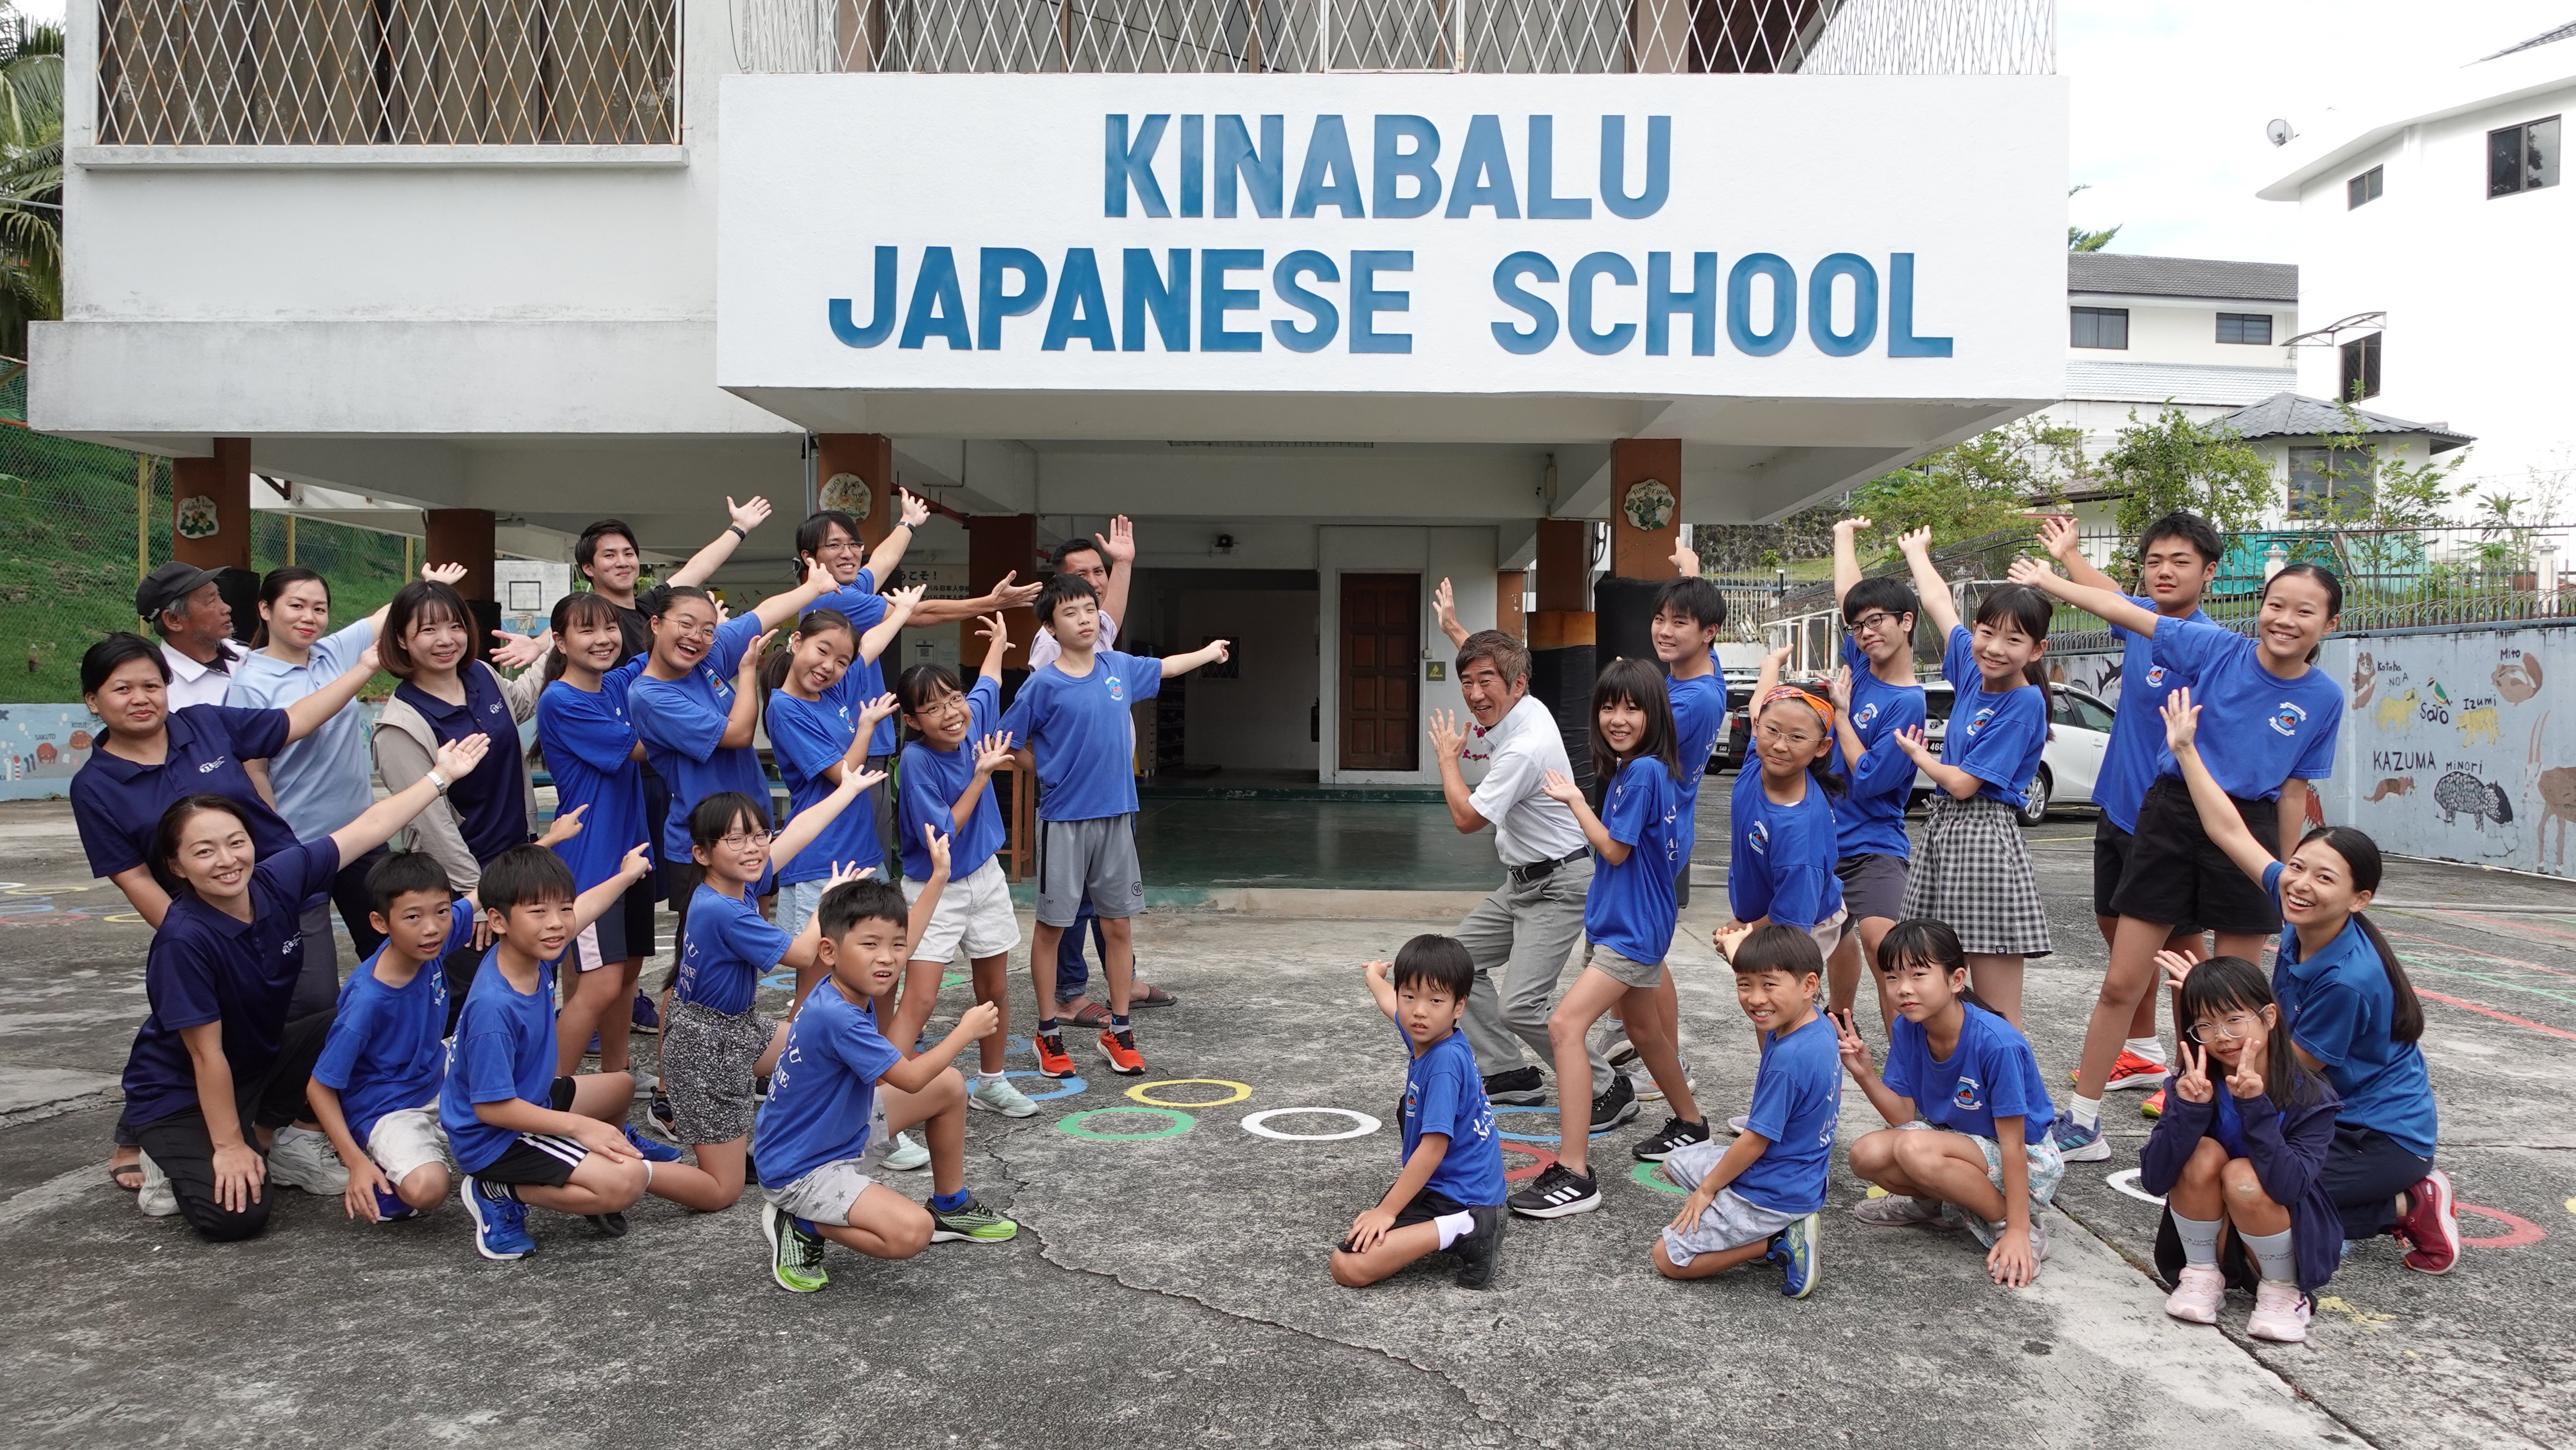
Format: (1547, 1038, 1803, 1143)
(2064, 359, 2297, 407)
(2482, 19, 2576, 62)
(2068, 253, 2298, 303)
(2218, 392, 2474, 453)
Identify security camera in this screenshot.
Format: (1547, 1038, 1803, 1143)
(1214, 533, 1237, 554)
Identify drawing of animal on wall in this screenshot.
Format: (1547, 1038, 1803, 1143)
(2460, 706, 2502, 746)
(2433, 770, 2512, 831)
(2351, 652, 2379, 711)
(2495, 651, 2543, 704)
(2529, 713, 2576, 868)
(2375, 687, 2417, 734)
(2367, 777, 2416, 802)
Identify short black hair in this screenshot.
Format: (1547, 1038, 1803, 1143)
(366, 850, 455, 915)
(1841, 576, 1919, 630)
(819, 877, 909, 938)
(1390, 933, 1474, 1000)
(796, 511, 863, 566)
(574, 519, 639, 575)
(898, 661, 967, 717)
(2139, 510, 2223, 567)
(649, 584, 715, 620)
(381, 580, 472, 679)
(1035, 571, 1099, 628)
(1730, 923, 1823, 980)
(1650, 575, 1726, 632)
(479, 845, 576, 916)
(1056, 536, 1106, 571)
(81, 632, 172, 697)
(1455, 629, 1530, 687)
(688, 790, 771, 849)
(153, 793, 252, 891)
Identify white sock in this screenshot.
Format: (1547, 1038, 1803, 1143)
(2125, 1036, 2167, 1066)
(1434, 1210, 1476, 1249)
(979, 1070, 1006, 1086)
(641, 1160, 656, 1189)
(2243, 1227, 2297, 1284)
(2071, 1095, 2102, 1130)
(2172, 1211, 2223, 1268)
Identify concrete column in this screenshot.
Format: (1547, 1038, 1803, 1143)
(964, 513, 1037, 671)
(1608, 437, 1682, 579)
(1528, 518, 1596, 791)
(424, 509, 497, 600)
(1495, 569, 1526, 641)
(169, 438, 252, 571)
(815, 433, 896, 545)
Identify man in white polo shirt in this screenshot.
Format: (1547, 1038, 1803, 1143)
(1429, 629, 1625, 1130)
(137, 562, 250, 709)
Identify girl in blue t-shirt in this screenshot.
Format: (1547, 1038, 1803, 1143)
(536, 591, 656, 1080)
(761, 592, 913, 938)
(1725, 643, 1850, 967)
(2160, 689, 2459, 1275)
(1511, 658, 1705, 1219)
(1838, 919, 2063, 1288)
(2013, 556, 2346, 1163)
(2138, 954, 2342, 1344)
(1890, 527, 2055, 1026)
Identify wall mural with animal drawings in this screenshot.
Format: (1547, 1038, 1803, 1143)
(2325, 626, 2573, 879)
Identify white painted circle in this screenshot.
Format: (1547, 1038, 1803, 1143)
(2107, 1168, 2166, 1207)
(1240, 1108, 1381, 1142)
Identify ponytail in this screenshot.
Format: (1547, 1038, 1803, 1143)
(2300, 824, 2421, 1043)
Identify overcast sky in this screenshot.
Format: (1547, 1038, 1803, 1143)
(2064, 0, 2576, 260)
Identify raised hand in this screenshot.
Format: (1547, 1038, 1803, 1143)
(2228, 1015, 2270, 1100)
(2037, 513, 2082, 563)
(1713, 918, 1754, 962)
(739, 628, 777, 678)
(2160, 687, 2200, 753)
(1764, 643, 1793, 671)
(2004, 557, 2059, 592)
(1896, 526, 1933, 558)
(728, 495, 773, 533)
(1538, 768, 1582, 806)
(357, 643, 382, 676)
(1204, 639, 1231, 665)
(1831, 1008, 1873, 1076)
(2171, 1040, 2214, 1105)
(1826, 664, 1853, 713)
(897, 489, 931, 530)
(535, 802, 589, 849)
(1426, 708, 1467, 763)
(921, 823, 952, 879)
(839, 768, 889, 800)
(2155, 948, 2199, 992)
(431, 732, 492, 782)
(488, 629, 552, 671)
(884, 583, 927, 622)
(975, 611, 1009, 652)
(1100, 515, 1135, 565)
(853, 691, 901, 735)
(1834, 515, 1872, 538)
(422, 561, 470, 587)
(1431, 577, 1459, 633)
(1890, 723, 1934, 765)
(1670, 537, 1701, 578)
(618, 841, 655, 882)
(985, 570, 1042, 610)
(972, 730, 1015, 775)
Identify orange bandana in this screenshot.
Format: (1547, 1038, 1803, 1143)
(1761, 685, 1836, 733)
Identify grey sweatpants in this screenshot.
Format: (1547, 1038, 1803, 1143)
(1456, 856, 1608, 1096)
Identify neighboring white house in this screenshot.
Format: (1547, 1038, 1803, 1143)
(2050, 252, 2299, 455)
(2258, 18, 2576, 508)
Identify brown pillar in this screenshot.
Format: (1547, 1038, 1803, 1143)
(1495, 570, 1526, 641)
(965, 513, 1038, 670)
(1534, 518, 1588, 611)
(1608, 437, 1683, 580)
(169, 438, 252, 571)
(425, 509, 497, 601)
(815, 433, 897, 546)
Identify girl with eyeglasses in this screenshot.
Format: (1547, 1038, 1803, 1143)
(2137, 953, 2340, 1343)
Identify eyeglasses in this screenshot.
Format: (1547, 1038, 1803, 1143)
(717, 830, 773, 850)
(1755, 723, 1820, 747)
(2183, 1013, 2260, 1044)
(1848, 611, 1907, 634)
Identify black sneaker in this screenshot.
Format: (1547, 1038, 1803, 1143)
(1631, 1116, 1711, 1163)
(646, 1093, 679, 1143)
(1453, 1202, 1508, 1289)
(1483, 1067, 1546, 1106)
(1507, 1163, 1602, 1219)
(1590, 1072, 1640, 1132)
(586, 1211, 629, 1237)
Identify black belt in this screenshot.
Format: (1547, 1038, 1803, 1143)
(1509, 847, 1590, 886)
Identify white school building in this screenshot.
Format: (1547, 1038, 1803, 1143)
(36, 0, 2066, 785)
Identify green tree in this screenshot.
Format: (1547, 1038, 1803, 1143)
(0, 9, 60, 358)
(1847, 417, 2087, 559)
(2067, 183, 2121, 252)
(2099, 405, 2276, 538)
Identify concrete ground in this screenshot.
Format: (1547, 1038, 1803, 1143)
(5, 788, 2574, 1450)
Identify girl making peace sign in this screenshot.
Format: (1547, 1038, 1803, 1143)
(2136, 954, 2341, 1344)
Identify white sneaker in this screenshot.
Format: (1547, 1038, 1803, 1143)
(2164, 1264, 2225, 1325)
(1725, 1114, 1750, 1136)
(1591, 1017, 1634, 1069)
(1629, 1062, 1694, 1105)
(2246, 1280, 2312, 1343)
(968, 1075, 1038, 1118)
(1850, 1193, 1943, 1227)
(265, 1125, 349, 1195)
(136, 1152, 178, 1217)
(884, 1131, 930, 1171)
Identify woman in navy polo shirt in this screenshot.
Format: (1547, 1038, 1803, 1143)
(370, 580, 549, 891)
(129, 732, 494, 1240)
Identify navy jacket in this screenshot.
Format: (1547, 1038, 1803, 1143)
(2138, 1078, 2343, 1296)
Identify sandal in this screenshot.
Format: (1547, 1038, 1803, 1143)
(1130, 982, 1178, 1009)
(109, 1162, 145, 1193)
(1065, 1001, 1114, 1030)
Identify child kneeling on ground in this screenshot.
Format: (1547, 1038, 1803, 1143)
(756, 873, 1019, 1293)
(2139, 953, 2340, 1344)
(1838, 919, 2063, 1287)
(1331, 936, 1508, 1290)
(1650, 924, 1840, 1296)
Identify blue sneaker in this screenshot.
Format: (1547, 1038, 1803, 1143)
(2053, 1117, 2111, 1163)
(631, 993, 661, 1035)
(372, 1184, 418, 1223)
(624, 1123, 683, 1163)
(1771, 1211, 1820, 1299)
(461, 1176, 534, 1260)
(586, 1033, 601, 1056)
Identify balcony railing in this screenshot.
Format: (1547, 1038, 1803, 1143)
(733, 0, 2054, 76)
(96, 0, 683, 145)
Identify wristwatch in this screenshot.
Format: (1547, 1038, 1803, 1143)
(726, 523, 748, 540)
(426, 769, 451, 796)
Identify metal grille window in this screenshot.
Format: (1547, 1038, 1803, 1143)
(2215, 312, 2272, 345)
(2346, 164, 2381, 208)
(2489, 116, 2559, 198)
(2069, 305, 2127, 350)
(96, 0, 682, 144)
(2339, 331, 2381, 402)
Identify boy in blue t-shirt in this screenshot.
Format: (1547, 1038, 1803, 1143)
(1331, 936, 1508, 1291)
(999, 572, 1229, 1080)
(1651, 925, 1837, 1297)
(1824, 516, 1929, 1024)
(443, 844, 676, 1262)
(306, 851, 479, 1225)
(755, 874, 1020, 1294)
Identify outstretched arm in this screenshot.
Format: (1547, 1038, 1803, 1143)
(1541, 768, 1626, 863)
(1161, 639, 1230, 678)
(1832, 516, 1868, 610)
(770, 765, 884, 874)
(2005, 557, 2160, 637)
(1432, 578, 1469, 650)
(1100, 516, 1135, 627)
(667, 497, 774, 590)
(856, 585, 924, 666)
(752, 573, 833, 633)
(328, 735, 493, 864)
(2036, 514, 2125, 597)
(912, 569, 1043, 626)
(1361, 959, 1400, 1022)
(2161, 689, 2279, 884)
(280, 645, 382, 744)
(717, 631, 776, 749)
(1897, 529, 1962, 638)
(860, 490, 931, 586)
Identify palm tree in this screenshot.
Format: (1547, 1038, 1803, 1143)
(0, 9, 60, 359)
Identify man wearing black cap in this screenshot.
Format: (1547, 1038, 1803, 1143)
(137, 562, 249, 710)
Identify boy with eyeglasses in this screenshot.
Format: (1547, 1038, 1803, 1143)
(1823, 518, 1930, 1029)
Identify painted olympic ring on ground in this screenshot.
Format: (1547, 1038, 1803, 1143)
(1499, 1142, 1557, 1183)
(1239, 1108, 1381, 1142)
(1488, 1105, 1611, 1142)
(1629, 1162, 1689, 1196)
(1126, 1079, 1253, 1108)
(759, 970, 795, 990)
(2105, 1168, 2166, 1206)
(996, 1070, 1087, 1102)
(2457, 1201, 2547, 1248)
(1055, 1107, 1193, 1141)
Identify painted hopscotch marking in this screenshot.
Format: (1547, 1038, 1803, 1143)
(1240, 1108, 1380, 1142)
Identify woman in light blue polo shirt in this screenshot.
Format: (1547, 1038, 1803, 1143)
(228, 563, 468, 958)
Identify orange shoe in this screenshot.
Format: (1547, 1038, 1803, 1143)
(2069, 1050, 2168, 1092)
(1034, 1030, 1077, 1079)
(1097, 1028, 1146, 1076)
(2141, 1088, 2167, 1119)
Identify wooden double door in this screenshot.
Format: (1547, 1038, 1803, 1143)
(1339, 572, 1419, 772)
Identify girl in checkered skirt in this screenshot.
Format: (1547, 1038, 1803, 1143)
(1887, 528, 2054, 1027)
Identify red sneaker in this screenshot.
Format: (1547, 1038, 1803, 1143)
(2396, 1169, 2460, 1274)
(1034, 1030, 1077, 1079)
(2141, 1088, 2167, 1119)
(1097, 1028, 1146, 1077)
(2067, 1050, 2168, 1092)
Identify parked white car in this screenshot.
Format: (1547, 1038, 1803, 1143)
(1916, 681, 2117, 827)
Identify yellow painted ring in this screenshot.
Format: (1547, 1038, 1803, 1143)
(1125, 1078, 1253, 1109)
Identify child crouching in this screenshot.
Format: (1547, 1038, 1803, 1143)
(1651, 925, 1840, 1296)
(1332, 936, 1507, 1290)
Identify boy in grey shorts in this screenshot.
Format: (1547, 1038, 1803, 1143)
(1000, 572, 1229, 1080)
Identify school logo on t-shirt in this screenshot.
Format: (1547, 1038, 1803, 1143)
(1746, 820, 1770, 855)
(1107, 676, 1126, 703)
(1854, 702, 1880, 730)
(197, 756, 227, 773)
(2269, 700, 2309, 737)
(1952, 1074, 1984, 1111)
(1965, 707, 1995, 737)
(2144, 665, 2169, 688)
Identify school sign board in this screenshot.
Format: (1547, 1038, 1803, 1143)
(716, 73, 2066, 422)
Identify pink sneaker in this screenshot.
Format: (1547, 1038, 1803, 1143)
(2396, 1169, 2460, 1275)
(2245, 1280, 2312, 1343)
(2163, 1264, 2224, 1325)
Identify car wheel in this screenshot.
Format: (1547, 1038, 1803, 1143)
(2017, 767, 2052, 828)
